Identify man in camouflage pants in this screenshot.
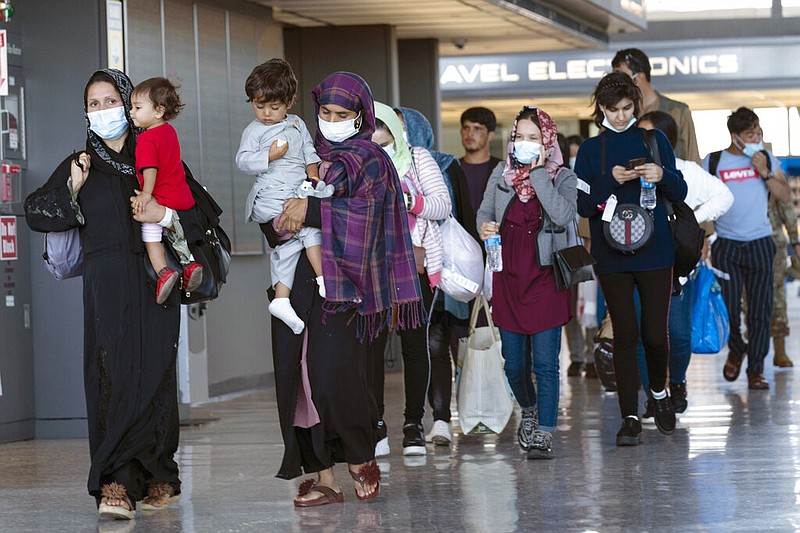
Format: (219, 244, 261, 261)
(769, 196, 800, 368)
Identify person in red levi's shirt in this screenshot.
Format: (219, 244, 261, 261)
(130, 77, 202, 304)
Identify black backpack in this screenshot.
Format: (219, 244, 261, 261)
(144, 163, 232, 304)
(644, 130, 704, 294)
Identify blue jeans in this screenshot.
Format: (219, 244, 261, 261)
(499, 326, 562, 431)
(636, 277, 695, 388)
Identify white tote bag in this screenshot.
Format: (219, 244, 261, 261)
(456, 296, 513, 435)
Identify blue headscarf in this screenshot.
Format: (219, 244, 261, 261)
(399, 107, 457, 173)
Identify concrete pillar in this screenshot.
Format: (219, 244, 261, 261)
(284, 25, 399, 122)
(398, 39, 442, 149)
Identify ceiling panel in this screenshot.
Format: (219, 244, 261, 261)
(249, 0, 647, 55)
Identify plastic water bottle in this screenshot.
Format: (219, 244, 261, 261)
(485, 235, 503, 272)
(640, 177, 657, 210)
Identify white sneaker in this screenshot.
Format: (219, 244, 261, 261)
(375, 437, 390, 457)
(425, 420, 452, 446)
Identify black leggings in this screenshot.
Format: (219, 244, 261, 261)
(598, 267, 672, 417)
(367, 273, 435, 424)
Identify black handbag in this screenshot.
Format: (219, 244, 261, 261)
(644, 129, 704, 291)
(553, 245, 596, 290)
(551, 218, 596, 291)
(145, 163, 232, 304)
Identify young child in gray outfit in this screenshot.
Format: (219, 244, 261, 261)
(236, 58, 332, 334)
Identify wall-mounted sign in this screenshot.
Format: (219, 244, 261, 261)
(439, 40, 800, 98)
(0, 215, 16, 260)
(0, 30, 8, 96)
(106, 0, 124, 71)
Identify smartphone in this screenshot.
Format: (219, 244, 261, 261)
(626, 157, 646, 170)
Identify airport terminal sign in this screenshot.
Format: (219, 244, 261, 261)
(439, 41, 800, 98)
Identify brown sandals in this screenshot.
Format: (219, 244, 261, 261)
(349, 461, 381, 502)
(293, 478, 344, 508)
(141, 481, 181, 510)
(98, 482, 135, 520)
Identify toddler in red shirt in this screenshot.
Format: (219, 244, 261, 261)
(130, 77, 203, 304)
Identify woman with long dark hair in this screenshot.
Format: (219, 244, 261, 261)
(575, 72, 687, 446)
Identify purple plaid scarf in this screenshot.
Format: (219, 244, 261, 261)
(312, 72, 423, 341)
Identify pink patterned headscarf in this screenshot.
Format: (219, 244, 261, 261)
(502, 106, 563, 203)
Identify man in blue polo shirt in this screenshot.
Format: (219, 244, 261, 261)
(703, 107, 792, 390)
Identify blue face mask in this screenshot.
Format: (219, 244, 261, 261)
(737, 135, 764, 158)
(88, 106, 129, 140)
(513, 141, 542, 164)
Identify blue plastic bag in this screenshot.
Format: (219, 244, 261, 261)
(691, 265, 730, 354)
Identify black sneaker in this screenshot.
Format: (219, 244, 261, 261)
(616, 417, 642, 446)
(584, 363, 598, 379)
(375, 420, 389, 457)
(642, 400, 655, 419)
(651, 394, 676, 435)
(527, 430, 555, 460)
(517, 409, 538, 451)
(567, 362, 584, 377)
(402, 421, 426, 456)
(670, 382, 688, 414)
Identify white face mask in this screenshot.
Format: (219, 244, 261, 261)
(318, 112, 360, 143)
(382, 143, 396, 158)
(569, 156, 577, 169)
(513, 140, 542, 164)
(402, 129, 409, 145)
(602, 109, 637, 134)
(88, 106, 129, 140)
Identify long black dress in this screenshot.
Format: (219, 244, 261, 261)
(25, 143, 196, 502)
(266, 198, 379, 479)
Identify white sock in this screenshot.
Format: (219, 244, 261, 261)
(626, 415, 639, 421)
(268, 298, 305, 335)
(651, 389, 667, 400)
(316, 276, 326, 298)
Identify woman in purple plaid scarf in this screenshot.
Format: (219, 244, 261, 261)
(264, 71, 424, 507)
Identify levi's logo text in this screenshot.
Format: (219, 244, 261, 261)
(719, 167, 758, 183)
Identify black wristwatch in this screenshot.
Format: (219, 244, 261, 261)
(763, 171, 774, 181)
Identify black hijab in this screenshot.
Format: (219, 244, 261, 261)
(83, 68, 140, 178)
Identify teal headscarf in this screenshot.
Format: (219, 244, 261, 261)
(374, 101, 412, 178)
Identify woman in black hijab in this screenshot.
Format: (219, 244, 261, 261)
(25, 69, 198, 519)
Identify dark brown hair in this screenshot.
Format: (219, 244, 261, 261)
(460, 106, 497, 132)
(639, 111, 678, 149)
(611, 48, 652, 82)
(590, 72, 642, 128)
(245, 58, 297, 105)
(132, 77, 184, 121)
(727, 107, 760, 135)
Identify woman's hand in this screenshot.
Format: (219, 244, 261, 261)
(611, 165, 640, 185)
(532, 150, 547, 168)
(636, 163, 664, 184)
(480, 221, 500, 241)
(131, 191, 167, 223)
(277, 197, 308, 233)
(70, 152, 91, 192)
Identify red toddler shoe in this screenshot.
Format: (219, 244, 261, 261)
(183, 262, 204, 292)
(156, 267, 180, 304)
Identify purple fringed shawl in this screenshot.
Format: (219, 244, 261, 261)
(312, 72, 424, 341)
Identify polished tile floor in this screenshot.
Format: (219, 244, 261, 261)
(4, 293, 800, 532)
